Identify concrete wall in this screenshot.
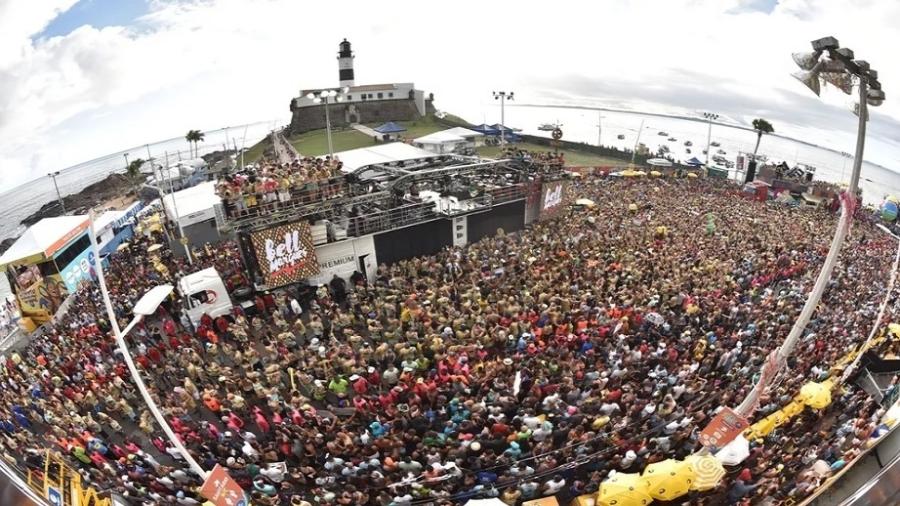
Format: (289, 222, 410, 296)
(288, 98, 435, 135)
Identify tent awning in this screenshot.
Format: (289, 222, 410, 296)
(374, 121, 407, 134)
(685, 157, 704, 166)
(0, 215, 90, 268)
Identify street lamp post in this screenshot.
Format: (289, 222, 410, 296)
(702, 112, 719, 167)
(307, 87, 349, 158)
(631, 119, 646, 166)
(596, 112, 606, 147)
(47, 171, 66, 214)
(492, 91, 514, 145)
(88, 211, 208, 479)
(732, 36, 885, 419)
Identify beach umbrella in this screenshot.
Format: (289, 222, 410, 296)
(685, 454, 726, 491)
(116, 242, 130, 252)
(889, 323, 900, 337)
(644, 312, 665, 326)
(649, 170, 662, 177)
(799, 381, 832, 409)
(881, 201, 898, 222)
(888, 195, 899, 204)
(147, 244, 164, 253)
(597, 472, 653, 506)
(628, 203, 639, 212)
(642, 459, 695, 501)
(576, 198, 596, 207)
(687, 173, 699, 179)
(714, 434, 750, 466)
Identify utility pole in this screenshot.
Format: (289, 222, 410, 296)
(492, 91, 514, 145)
(147, 144, 172, 242)
(596, 112, 605, 147)
(702, 112, 719, 166)
(631, 119, 646, 166)
(48, 171, 66, 214)
(164, 151, 193, 266)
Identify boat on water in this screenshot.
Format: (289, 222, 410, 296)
(685, 148, 692, 154)
(716, 149, 726, 155)
(710, 141, 721, 147)
(538, 123, 556, 131)
(684, 140, 693, 146)
(668, 137, 677, 142)
(617, 134, 626, 140)
(658, 131, 669, 136)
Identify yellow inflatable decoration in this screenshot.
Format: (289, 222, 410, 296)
(642, 459, 695, 501)
(799, 380, 833, 410)
(597, 472, 653, 506)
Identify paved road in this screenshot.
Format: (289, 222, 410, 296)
(271, 131, 300, 164)
(351, 123, 380, 138)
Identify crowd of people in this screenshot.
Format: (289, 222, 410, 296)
(216, 156, 344, 217)
(0, 176, 896, 506)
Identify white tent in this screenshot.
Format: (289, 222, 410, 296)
(162, 181, 221, 227)
(443, 127, 485, 140)
(464, 499, 508, 506)
(0, 215, 90, 267)
(334, 143, 438, 173)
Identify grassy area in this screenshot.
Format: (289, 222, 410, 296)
(287, 128, 373, 156)
(240, 136, 271, 166)
(475, 142, 628, 167)
(368, 115, 447, 139)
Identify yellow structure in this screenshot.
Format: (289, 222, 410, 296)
(642, 459, 695, 501)
(26, 451, 111, 506)
(597, 472, 653, 506)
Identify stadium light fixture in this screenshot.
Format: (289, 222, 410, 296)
(821, 72, 854, 95)
(792, 52, 820, 71)
(792, 68, 822, 96)
(492, 91, 515, 145)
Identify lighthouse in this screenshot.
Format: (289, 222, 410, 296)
(337, 38, 355, 87)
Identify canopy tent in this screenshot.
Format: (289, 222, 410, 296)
(685, 157, 704, 167)
(646, 158, 673, 167)
(374, 121, 407, 134)
(490, 123, 518, 133)
(442, 127, 485, 139)
(469, 124, 501, 136)
(0, 215, 90, 268)
(335, 143, 438, 173)
(463, 499, 508, 506)
(413, 130, 467, 145)
(162, 181, 222, 227)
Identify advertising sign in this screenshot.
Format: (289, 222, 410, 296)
(200, 464, 249, 506)
(18, 274, 67, 324)
(60, 249, 96, 292)
(698, 406, 749, 449)
(308, 240, 357, 286)
(538, 180, 573, 221)
(47, 487, 62, 506)
(250, 221, 319, 287)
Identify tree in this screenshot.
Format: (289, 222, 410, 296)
(185, 130, 205, 158)
(751, 118, 774, 159)
(126, 158, 145, 198)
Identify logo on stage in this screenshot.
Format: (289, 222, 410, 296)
(250, 221, 320, 287)
(539, 180, 572, 220)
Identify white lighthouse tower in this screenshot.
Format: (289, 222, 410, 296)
(337, 38, 355, 87)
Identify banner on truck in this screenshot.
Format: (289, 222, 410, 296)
(250, 221, 319, 287)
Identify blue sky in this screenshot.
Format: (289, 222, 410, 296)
(38, 0, 147, 39)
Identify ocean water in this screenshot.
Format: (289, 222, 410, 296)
(476, 105, 900, 205)
(0, 121, 276, 242)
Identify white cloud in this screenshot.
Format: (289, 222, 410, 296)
(0, 0, 899, 190)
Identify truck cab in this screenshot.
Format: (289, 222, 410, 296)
(178, 267, 234, 327)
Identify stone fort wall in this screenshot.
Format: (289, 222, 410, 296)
(287, 98, 435, 136)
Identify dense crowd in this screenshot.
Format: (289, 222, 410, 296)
(216, 157, 344, 216)
(0, 176, 896, 506)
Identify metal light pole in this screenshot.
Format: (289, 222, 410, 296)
(702, 112, 718, 166)
(47, 171, 66, 214)
(164, 151, 193, 266)
(308, 87, 349, 159)
(146, 145, 173, 242)
(596, 112, 606, 147)
(493, 91, 514, 145)
(631, 119, 646, 166)
(732, 36, 885, 419)
(88, 211, 208, 479)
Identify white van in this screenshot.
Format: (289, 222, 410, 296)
(178, 267, 234, 327)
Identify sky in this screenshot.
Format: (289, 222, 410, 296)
(2, 0, 900, 190)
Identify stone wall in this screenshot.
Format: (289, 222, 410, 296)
(287, 98, 436, 135)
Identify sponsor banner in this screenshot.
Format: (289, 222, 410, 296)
(308, 240, 357, 286)
(199, 464, 248, 506)
(250, 221, 319, 287)
(17, 274, 67, 324)
(452, 216, 467, 247)
(538, 180, 573, 221)
(60, 249, 96, 293)
(698, 406, 749, 449)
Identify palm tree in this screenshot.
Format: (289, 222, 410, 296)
(751, 118, 774, 160)
(126, 158, 145, 197)
(185, 130, 205, 158)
